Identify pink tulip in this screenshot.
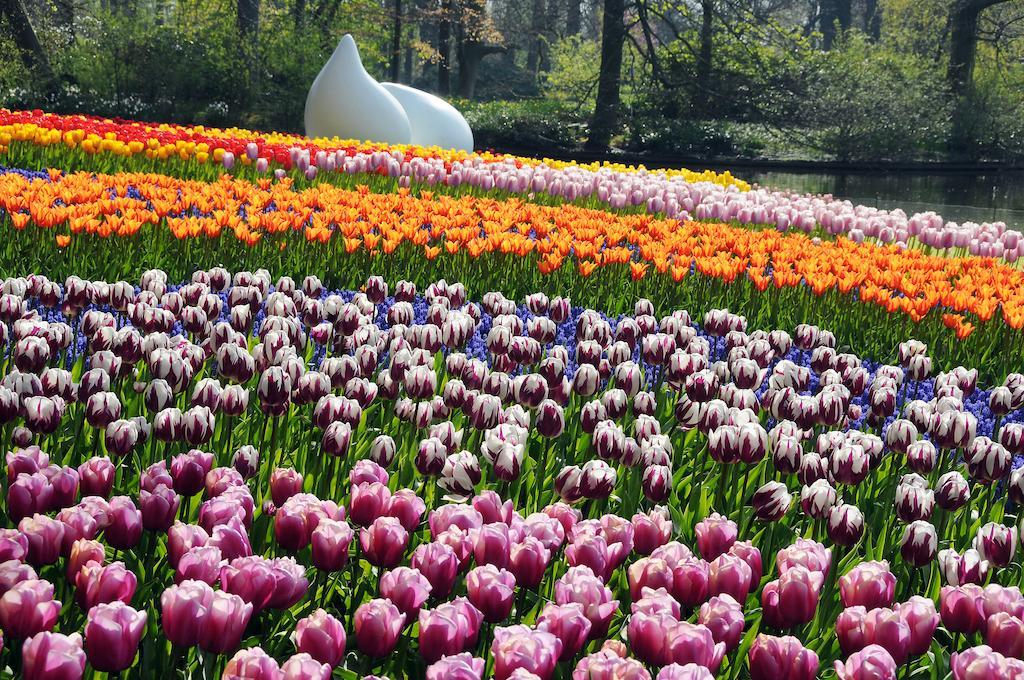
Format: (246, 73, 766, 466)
(467, 564, 517, 623)
(776, 538, 831, 578)
(698, 594, 744, 651)
(0, 579, 61, 639)
(747, 635, 820, 680)
(839, 561, 895, 609)
(627, 557, 674, 601)
(139, 484, 180, 532)
(833, 644, 897, 680)
(573, 649, 652, 679)
(176, 546, 223, 585)
(379, 567, 432, 618)
(555, 566, 619, 639)
(473, 522, 512, 569)
(83, 601, 147, 672)
(0, 529, 28, 563)
(293, 609, 346, 668)
(728, 540, 762, 591)
(656, 664, 713, 680)
(66, 539, 104, 581)
(986, 612, 1024, 659)
(282, 653, 331, 680)
(941, 585, 986, 635)
(632, 509, 672, 555)
(310, 519, 353, 572)
(695, 513, 737, 560)
(427, 653, 485, 680)
(491, 625, 562, 680)
(510, 537, 552, 590)
(761, 566, 823, 629)
(387, 489, 426, 532)
(411, 541, 461, 598)
(354, 598, 405, 657)
(629, 611, 676, 665)
(21, 631, 86, 680)
(161, 580, 214, 647)
(708, 553, 753, 603)
(895, 596, 939, 656)
(665, 621, 726, 672)
(360, 516, 409, 568)
(270, 468, 304, 507)
(167, 523, 209, 569)
(198, 589, 253, 654)
(19, 514, 64, 566)
(222, 647, 281, 680)
(78, 457, 115, 498)
(75, 560, 137, 609)
(105, 496, 142, 549)
(349, 482, 392, 526)
(418, 599, 482, 663)
(951, 645, 1024, 679)
(171, 449, 214, 497)
(669, 557, 710, 608)
(982, 584, 1024, 619)
(537, 602, 592, 661)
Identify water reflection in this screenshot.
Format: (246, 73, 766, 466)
(735, 170, 1024, 229)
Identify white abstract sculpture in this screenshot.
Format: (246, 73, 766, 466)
(305, 34, 474, 151)
(304, 34, 412, 144)
(381, 82, 474, 152)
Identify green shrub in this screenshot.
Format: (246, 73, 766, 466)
(460, 99, 586, 151)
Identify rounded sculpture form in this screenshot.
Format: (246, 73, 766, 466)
(381, 82, 474, 152)
(304, 34, 413, 144)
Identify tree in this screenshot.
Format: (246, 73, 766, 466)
(947, 0, 1013, 149)
(566, 0, 582, 34)
(454, 0, 504, 97)
(820, 0, 852, 50)
(390, 0, 402, 81)
(527, 0, 547, 76)
(695, 0, 714, 109)
(438, 0, 452, 93)
(585, 0, 626, 149)
(238, 0, 259, 39)
(0, 0, 58, 92)
(947, 0, 1012, 100)
(863, 0, 881, 40)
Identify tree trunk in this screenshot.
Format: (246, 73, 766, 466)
(947, 0, 1011, 149)
(527, 0, 546, 76)
(237, 0, 260, 93)
(0, 0, 58, 92)
(238, 0, 259, 37)
(403, 44, 413, 84)
(820, 0, 850, 49)
(585, 0, 625, 150)
(566, 0, 581, 35)
(55, 0, 75, 41)
(390, 0, 402, 82)
(293, 0, 305, 30)
(456, 38, 502, 98)
(694, 0, 713, 110)
(862, 0, 881, 40)
(437, 0, 452, 94)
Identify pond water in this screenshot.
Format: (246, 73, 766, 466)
(734, 169, 1024, 229)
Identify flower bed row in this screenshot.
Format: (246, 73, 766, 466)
(1, 166, 1023, 380)
(0, 269, 1021, 678)
(2, 110, 1021, 262)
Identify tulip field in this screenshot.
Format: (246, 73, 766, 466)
(0, 109, 1022, 680)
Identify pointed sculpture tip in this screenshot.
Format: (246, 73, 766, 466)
(336, 33, 360, 60)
